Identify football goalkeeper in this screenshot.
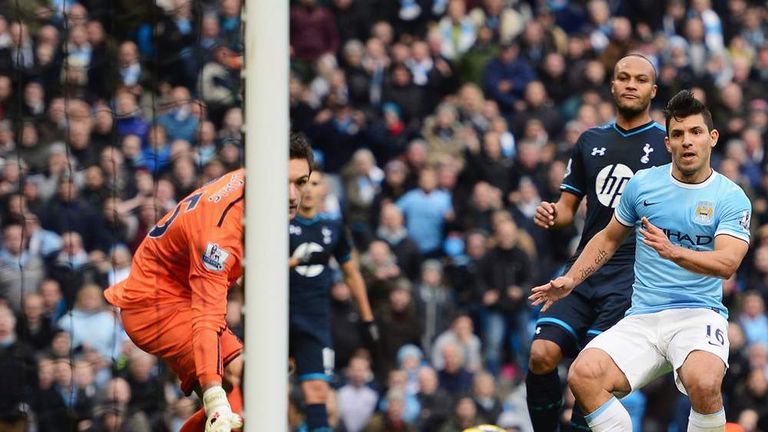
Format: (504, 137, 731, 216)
(105, 134, 313, 431)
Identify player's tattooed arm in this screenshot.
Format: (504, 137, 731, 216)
(575, 249, 609, 283)
(565, 217, 631, 285)
(530, 217, 631, 311)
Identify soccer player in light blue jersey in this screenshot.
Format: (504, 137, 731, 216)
(527, 54, 669, 431)
(529, 90, 752, 432)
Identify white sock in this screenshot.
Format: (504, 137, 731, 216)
(584, 396, 633, 432)
(688, 408, 725, 431)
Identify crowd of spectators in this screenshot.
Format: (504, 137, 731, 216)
(0, 0, 245, 430)
(0, 0, 767, 431)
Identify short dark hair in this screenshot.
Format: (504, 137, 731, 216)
(614, 53, 657, 84)
(310, 163, 323, 173)
(664, 90, 714, 133)
(289, 132, 314, 168)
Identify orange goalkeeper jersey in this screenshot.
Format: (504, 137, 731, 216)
(105, 169, 244, 388)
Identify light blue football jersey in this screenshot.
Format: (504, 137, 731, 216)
(614, 163, 751, 318)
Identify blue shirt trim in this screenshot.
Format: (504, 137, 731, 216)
(612, 121, 663, 137)
(293, 213, 337, 225)
(560, 184, 584, 196)
(536, 317, 579, 341)
(298, 373, 333, 382)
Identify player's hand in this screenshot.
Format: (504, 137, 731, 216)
(203, 386, 243, 432)
(639, 217, 679, 260)
(528, 276, 575, 312)
(362, 320, 380, 345)
(534, 201, 557, 229)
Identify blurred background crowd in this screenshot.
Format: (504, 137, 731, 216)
(0, 0, 767, 431)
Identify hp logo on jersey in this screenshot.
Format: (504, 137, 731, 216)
(292, 242, 325, 277)
(595, 164, 634, 208)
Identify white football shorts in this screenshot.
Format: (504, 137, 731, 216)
(584, 308, 729, 395)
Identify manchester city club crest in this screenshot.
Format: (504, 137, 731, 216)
(694, 201, 714, 225)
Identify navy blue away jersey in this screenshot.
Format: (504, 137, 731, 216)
(561, 121, 670, 266)
(289, 213, 352, 322)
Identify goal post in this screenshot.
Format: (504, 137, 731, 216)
(243, 0, 289, 429)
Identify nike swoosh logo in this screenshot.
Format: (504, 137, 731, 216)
(643, 200, 659, 206)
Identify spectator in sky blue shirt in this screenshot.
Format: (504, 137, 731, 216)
(396, 167, 454, 256)
(739, 291, 768, 348)
(141, 124, 172, 174)
(157, 86, 199, 144)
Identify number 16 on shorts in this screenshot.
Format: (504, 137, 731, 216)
(706, 324, 725, 347)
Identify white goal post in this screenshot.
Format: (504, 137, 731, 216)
(243, 0, 289, 430)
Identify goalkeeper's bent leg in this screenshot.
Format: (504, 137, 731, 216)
(182, 386, 242, 432)
(180, 409, 206, 432)
(183, 353, 244, 431)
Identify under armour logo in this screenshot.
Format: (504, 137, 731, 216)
(322, 227, 333, 244)
(641, 143, 654, 164)
(535, 326, 542, 335)
(592, 147, 606, 156)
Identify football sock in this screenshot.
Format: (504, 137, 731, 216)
(568, 405, 591, 430)
(306, 403, 330, 431)
(584, 397, 632, 432)
(228, 385, 243, 415)
(687, 408, 725, 431)
(526, 369, 563, 431)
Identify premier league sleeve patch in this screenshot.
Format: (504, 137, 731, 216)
(738, 210, 751, 232)
(202, 242, 230, 271)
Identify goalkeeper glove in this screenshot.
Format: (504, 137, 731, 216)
(203, 386, 243, 432)
(362, 320, 380, 345)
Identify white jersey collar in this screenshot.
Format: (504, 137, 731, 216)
(669, 165, 717, 189)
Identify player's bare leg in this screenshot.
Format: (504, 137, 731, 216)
(678, 351, 727, 431)
(568, 348, 632, 431)
(224, 354, 243, 389)
(529, 339, 563, 375)
(301, 379, 331, 432)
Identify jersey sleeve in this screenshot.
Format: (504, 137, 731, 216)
(188, 220, 243, 389)
(560, 135, 586, 197)
(333, 224, 353, 265)
(714, 187, 751, 244)
(614, 174, 640, 227)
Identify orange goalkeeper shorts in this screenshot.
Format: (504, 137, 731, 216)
(120, 305, 243, 395)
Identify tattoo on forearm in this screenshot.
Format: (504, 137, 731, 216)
(578, 265, 595, 281)
(595, 249, 608, 265)
(577, 249, 609, 282)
